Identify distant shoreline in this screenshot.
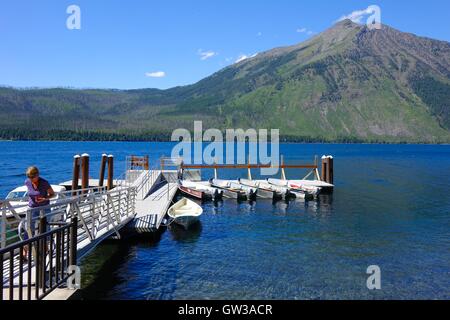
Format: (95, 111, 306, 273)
(0, 138, 448, 146)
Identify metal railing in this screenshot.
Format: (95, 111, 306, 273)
(135, 169, 161, 200)
(0, 217, 77, 300)
(0, 184, 137, 300)
(1, 186, 136, 249)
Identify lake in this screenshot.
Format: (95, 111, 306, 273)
(0, 141, 449, 299)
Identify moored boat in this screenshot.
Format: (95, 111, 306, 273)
(228, 181, 258, 201)
(179, 180, 223, 201)
(289, 180, 333, 195)
(167, 198, 203, 229)
(179, 185, 207, 200)
(210, 179, 248, 201)
(239, 179, 283, 200)
(267, 178, 316, 200)
(3, 185, 67, 218)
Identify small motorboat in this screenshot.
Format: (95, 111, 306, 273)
(267, 179, 316, 200)
(289, 180, 333, 195)
(210, 179, 250, 201)
(228, 181, 258, 201)
(239, 179, 283, 200)
(3, 185, 67, 219)
(167, 198, 203, 229)
(178, 180, 223, 201)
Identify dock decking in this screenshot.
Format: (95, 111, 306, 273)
(131, 183, 178, 233)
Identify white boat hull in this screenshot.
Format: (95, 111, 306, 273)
(267, 178, 316, 199)
(168, 198, 203, 229)
(239, 179, 283, 200)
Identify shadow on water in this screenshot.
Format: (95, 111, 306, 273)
(78, 228, 166, 300)
(168, 221, 203, 243)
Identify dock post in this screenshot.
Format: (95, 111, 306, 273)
(144, 155, 149, 170)
(99, 154, 108, 188)
(327, 156, 334, 185)
(107, 155, 114, 191)
(321, 156, 328, 182)
(81, 154, 90, 194)
(72, 155, 81, 197)
(69, 216, 78, 267)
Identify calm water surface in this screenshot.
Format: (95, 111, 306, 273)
(0, 142, 449, 299)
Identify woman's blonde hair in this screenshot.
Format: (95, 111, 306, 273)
(26, 166, 39, 178)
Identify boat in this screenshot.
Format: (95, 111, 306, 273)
(289, 180, 334, 194)
(228, 181, 258, 201)
(178, 180, 223, 201)
(210, 179, 249, 201)
(239, 179, 284, 200)
(167, 198, 203, 229)
(267, 179, 316, 200)
(3, 185, 67, 218)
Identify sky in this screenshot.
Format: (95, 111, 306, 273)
(1, 0, 449, 90)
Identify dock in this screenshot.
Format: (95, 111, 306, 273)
(126, 169, 180, 233)
(131, 182, 178, 233)
(1, 153, 334, 300)
(0, 156, 181, 301)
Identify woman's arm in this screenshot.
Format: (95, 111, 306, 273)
(46, 187, 55, 199)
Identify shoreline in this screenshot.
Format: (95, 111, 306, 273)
(0, 139, 449, 146)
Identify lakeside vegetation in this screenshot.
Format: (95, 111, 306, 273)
(1, 128, 448, 144)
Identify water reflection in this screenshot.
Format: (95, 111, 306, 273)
(168, 222, 203, 243)
(80, 240, 134, 300)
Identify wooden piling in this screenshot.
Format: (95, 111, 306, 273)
(107, 155, 114, 191)
(99, 154, 108, 187)
(81, 154, 90, 193)
(144, 155, 149, 170)
(321, 156, 328, 182)
(71, 155, 81, 196)
(327, 156, 334, 185)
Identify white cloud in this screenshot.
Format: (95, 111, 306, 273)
(297, 27, 316, 36)
(235, 53, 258, 64)
(338, 6, 373, 23)
(145, 71, 166, 78)
(198, 49, 218, 61)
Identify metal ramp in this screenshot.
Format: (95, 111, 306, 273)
(1, 157, 184, 300)
(1, 185, 136, 300)
(131, 183, 178, 233)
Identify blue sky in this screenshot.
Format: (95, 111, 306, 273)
(1, 0, 449, 90)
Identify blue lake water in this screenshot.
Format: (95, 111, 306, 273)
(0, 141, 449, 299)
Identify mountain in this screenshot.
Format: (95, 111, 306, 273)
(1, 20, 449, 143)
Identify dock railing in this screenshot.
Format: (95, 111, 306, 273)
(0, 217, 77, 300)
(115, 169, 160, 200)
(135, 169, 160, 200)
(1, 184, 137, 300)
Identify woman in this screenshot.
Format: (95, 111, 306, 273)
(22, 167, 55, 258)
(25, 166, 55, 210)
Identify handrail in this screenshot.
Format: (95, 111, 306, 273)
(0, 218, 77, 300)
(1, 185, 137, 249)
(2, 186, 107, 204)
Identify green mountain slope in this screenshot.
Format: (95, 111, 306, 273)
(1, 20, 449, 143)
